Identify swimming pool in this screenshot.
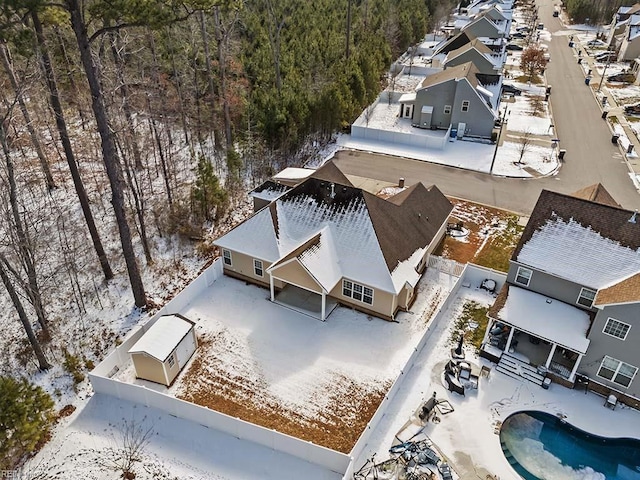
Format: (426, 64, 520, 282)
(499, 410, 640, 480)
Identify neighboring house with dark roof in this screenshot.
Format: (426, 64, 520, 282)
(443, 39, 502, 76)
(460, 14, 506, 40)
(403, 62, 497, 139)
(483, 185, 640, 404)
(214, 163, 453, 321)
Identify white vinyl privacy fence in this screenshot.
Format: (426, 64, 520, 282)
(91, 258, 505, 479)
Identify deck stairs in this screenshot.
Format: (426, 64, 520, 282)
(496, 352, 545, 386)
(500, 439, 518, 467)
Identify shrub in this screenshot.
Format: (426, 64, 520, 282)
(0, 376, 55, 469)
(62, 349, 85, 387)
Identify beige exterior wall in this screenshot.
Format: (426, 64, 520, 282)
(620, 35, 640, 61)
(220, 249, 271, 287)
(271, 260, 322, 293)
(398, 284, 415, 310)
(131, 352, 169, 386)
(328, 280, 396, 319)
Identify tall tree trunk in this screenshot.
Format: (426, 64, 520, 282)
(53, 26, 87, 128)
(160, 27, 190, 146)
(0, 120, 49, 335)
(32, 10, 114, 281)
(67, 0, 147, 308)
(0, 42, 56, 190)
(198, 10, 221, 148)
(213, 6, 233, 150)
(0, 254, 51, 371)
(109, 31, 143, 170)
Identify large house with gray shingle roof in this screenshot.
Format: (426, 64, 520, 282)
(482, 185, 640, 405)
(214, 163, 453, 321)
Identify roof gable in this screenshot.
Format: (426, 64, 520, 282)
(420, 62, 480, 89)
(433, 32, 472, 56)
(513, 189, 640, 289)
(595, 272, 640, 306)
(570, 183, 621, 208)
(364, 183, 453, 271)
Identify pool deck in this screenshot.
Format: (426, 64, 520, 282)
(353, 282, 640, 480)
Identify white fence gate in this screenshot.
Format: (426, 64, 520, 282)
(427, 255, 465, 277)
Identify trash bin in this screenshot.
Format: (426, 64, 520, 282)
(546, 85, 552, 94)
(569, 41, 574, 48)
(602, 110, 608, 119)
(542, 378, 552, 390)
(585, 77, 591, 85)
(578, 58, 582, 64)
(612, 134, 620, 144)
(628, 144, 635, 154)
(559, 149, 566, 160)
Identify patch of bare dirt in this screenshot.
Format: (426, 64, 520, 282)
(177, 337, 390, 453)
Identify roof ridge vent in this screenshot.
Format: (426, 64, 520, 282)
(629, 209, 638, 224)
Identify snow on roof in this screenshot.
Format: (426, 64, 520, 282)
(391, 247, 425, 291)
(274, 184, 396, 292)
(273, 167, 315, 182)
(517, 215, 640, 289)
(297, 226, 342, 292)
(476, 84, 494, 97)
(497, 286, 590, 353)
(398, 92, 416, 103)
(214, 207, 281, 261)
(129, 315, 193, 362)
(250, 181, 290, 202)
(630, 24, 640, 41)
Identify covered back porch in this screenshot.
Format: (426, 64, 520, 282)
(483, 286, 591, 383)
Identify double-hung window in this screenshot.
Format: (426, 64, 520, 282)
(515, 266, 532, 286)
(461, 100, 470, 112)
(577, 287, 596, 308)
(597, 356, 637, 387)
(342, 280, 374, 305)
(254, 259, 263, 277)
(222, 249, 232, 266)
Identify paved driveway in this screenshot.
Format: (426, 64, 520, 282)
(334, 0, 640, 215)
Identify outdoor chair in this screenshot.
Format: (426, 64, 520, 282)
(605, 394, 618, 410)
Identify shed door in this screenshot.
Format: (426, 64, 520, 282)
(175, 330, 196, 368)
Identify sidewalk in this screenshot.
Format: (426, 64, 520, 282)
(570, 37, 640, 190)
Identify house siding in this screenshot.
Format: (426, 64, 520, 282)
(445, 50, 496, 75)
(221, 250, 272, 287)
(451, 80, 495, 138)
(507, 262, 598, 313)
(462, 19, 502, 39)
(581, 303, 640, 398)
(619, 35, 640, 61)
(270, 260, 323, 293)
(328, 281, 396, 320)
(413, 82, 456, 129)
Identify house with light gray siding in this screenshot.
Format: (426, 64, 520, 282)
(484, 184, 640, 406)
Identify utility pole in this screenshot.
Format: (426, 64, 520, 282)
(598, 49, 613, 92)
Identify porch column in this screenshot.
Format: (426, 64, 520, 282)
(270, 274, 275, 302)
(545, 343, 557, 368)
(569, 354, 583, 382)
(321, 291, 326, 321)
(482, 318, 494, 345)
(504, 325, 515, 352)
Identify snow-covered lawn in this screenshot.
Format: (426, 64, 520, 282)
(114, 270, 457, 453)
(493, 141, 558, 177)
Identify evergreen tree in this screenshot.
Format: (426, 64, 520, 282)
(192, 154, 228, 221)
(0, 376, 55, 470)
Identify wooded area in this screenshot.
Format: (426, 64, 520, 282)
(0, 0, 456, 382)
(562, 0, 635, 24)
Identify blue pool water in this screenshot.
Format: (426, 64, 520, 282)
(499, 411, 640, 480)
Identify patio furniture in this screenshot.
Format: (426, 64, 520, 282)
(605, 394, 618, 410)
(445, 371, 465, 396)
(574, 374, 589, 394)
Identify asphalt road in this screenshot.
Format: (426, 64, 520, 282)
(333, 1, 640, 215)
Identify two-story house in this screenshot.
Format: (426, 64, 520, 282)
(482, 185, 640, 406)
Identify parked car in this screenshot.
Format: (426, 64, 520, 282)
(511, 32, 527, 39)
(595, 51, 616, 62)
(506, 44, 524, 51)
(502, 84, 522, 96)
(587, 39, 606, 47)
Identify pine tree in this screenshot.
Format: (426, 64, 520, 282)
(192, 154, 227, 221)
(0, 376, 55, 470)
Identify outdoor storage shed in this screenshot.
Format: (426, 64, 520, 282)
(128, 314, 197, 386)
